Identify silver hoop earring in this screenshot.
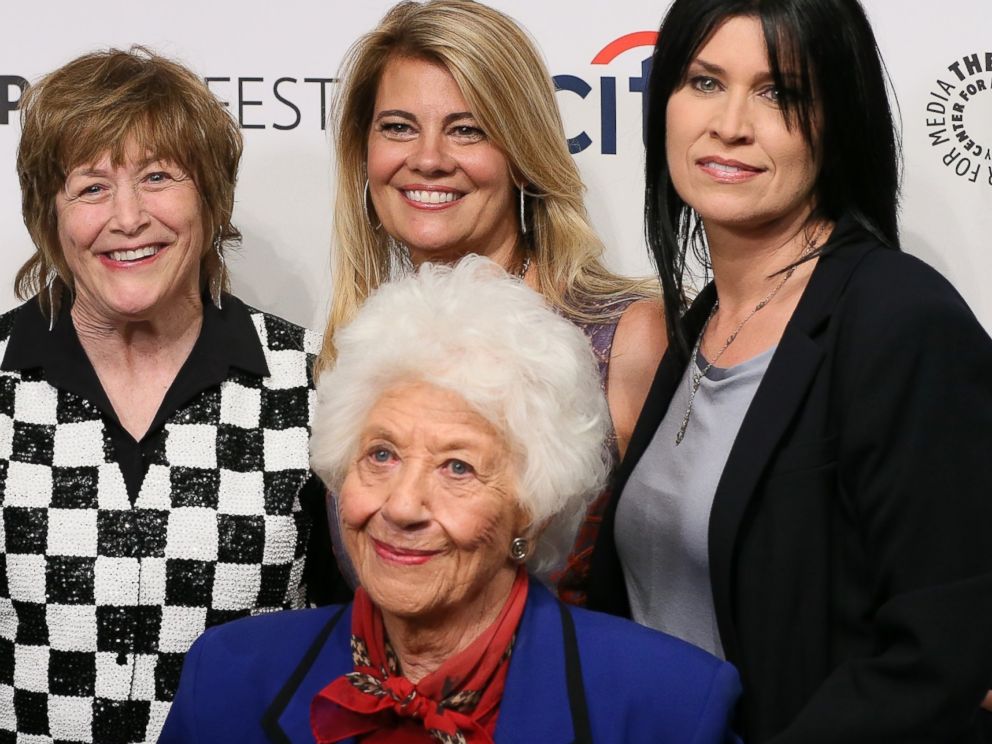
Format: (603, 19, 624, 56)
(212, 234, 225, 309)
(509, 537, 529, 562)
(519, 187, 527, 236)
(364, 179, 382, 230)
(45, 269, 57, 332)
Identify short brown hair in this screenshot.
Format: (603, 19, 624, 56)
(15, 46, 243, 317)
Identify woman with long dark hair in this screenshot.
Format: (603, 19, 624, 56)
(589, 1, 992, 741)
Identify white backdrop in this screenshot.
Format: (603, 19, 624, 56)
(1, 1, 989, 332)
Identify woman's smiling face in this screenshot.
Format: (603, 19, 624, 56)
(366, 56, 519, 266)
(339, 381, 527, 624)
(665, 15, 819, 234)
(56, 145, 204, 324)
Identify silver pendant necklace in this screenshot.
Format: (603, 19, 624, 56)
(674, 231, 822, 446)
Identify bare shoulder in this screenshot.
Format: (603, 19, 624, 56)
(607, 299, 667, 458)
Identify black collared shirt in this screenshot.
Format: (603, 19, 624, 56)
(1, 294, 348, 605)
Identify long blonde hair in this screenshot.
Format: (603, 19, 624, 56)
(316, 0, 655, 376)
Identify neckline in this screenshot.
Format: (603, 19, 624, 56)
(696, 344, 777, 381)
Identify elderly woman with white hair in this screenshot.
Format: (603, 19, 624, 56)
(159, 257, 741, 743)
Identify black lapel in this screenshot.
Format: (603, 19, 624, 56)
(707, 219, 876, 662)
(558, 603, 593, 744)
(707, 324, 824, 661)
(261, 605, 347, 743)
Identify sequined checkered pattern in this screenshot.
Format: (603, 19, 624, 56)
(0, 307, 320, 743)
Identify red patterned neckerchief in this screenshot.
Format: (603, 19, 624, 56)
(311, 568, 529, 744)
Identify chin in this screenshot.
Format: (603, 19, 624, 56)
(102, 279, 201, 321)
(365, 581, 443, 620)
(694, 204, 772, 231)
(101, 294, 166, 322)
(392, 229, 466, 256)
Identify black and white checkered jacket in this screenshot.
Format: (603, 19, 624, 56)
(0, 301, 321, 743)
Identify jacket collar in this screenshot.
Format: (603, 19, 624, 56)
(706, 215, 879, 661)
(262, 604, 354, 743)
(262, 579, 578, 744)
(588, 214, 882, 625)
(1, 294, 269, 430)
(2, 292, 268, 375)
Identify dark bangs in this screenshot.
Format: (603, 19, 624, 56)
(665, 1, 820, 149)
(757, 5, 819, 152)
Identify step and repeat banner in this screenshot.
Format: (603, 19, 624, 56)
(0, 0, 989, 332)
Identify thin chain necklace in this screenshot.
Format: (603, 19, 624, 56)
(674, 230, 822, 446)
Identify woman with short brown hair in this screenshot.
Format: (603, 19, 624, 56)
(1, 47, 336, 742)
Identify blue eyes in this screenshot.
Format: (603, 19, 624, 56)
(761, 87, 782, 103)
(446, 459, 473, 476)
(366, 448, 474, 477)
(687, 75, 782, 104)
(66, 169, 183, 203)
(691, 75, 720, 93)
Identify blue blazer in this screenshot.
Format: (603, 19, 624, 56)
(160, 579, 741, 743)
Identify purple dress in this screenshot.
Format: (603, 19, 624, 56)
(553, 296, 637, 606)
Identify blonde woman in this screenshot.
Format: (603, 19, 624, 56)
(319, 0, 667, 604)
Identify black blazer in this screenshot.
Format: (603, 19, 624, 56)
(589, 216, 992, 743)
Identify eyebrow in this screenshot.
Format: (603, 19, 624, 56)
(373, 110, 477, 126)
(433, 437, 489, 453)
(67, 167, 107, 179)
(67, 156, 169, 178)
(362, 425, 397, 442)
(360, 424, 493, 454)
(689, 57, 796, 85)
(690, 59, 729, 76)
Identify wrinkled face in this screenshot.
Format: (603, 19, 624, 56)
(366, 56, 519, 266)
(339, 381, 527, 624)
(665, 15, 819, 233)
(56, 146, 204, 324)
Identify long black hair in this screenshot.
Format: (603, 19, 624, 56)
(644, 0, 901, 359)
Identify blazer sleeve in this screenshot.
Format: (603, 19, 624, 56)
(769, 265, 992, 742)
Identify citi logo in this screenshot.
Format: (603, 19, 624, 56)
(553, 31, 657, 155)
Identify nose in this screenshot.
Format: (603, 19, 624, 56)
(110, 183, 151, 235)
(406, 131, 455, 175)
(710, 91, 754, 144)
(380, 460, 432, 529)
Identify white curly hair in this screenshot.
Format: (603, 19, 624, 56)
(310, 255, 611, 576)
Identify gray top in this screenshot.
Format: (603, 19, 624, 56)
(615, 345, 775, 659)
